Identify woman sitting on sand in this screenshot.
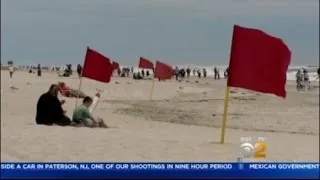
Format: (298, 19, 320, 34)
(72, 96, 108, 128)
(36, 84, 72, 126)
(57, 82, 87, 98)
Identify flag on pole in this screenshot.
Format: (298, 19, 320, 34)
(154, 61, 173, 80)
(139, 57, 154, 69)
(82, 47, 113, 83)
(227, 25, 291, 98)
(112, 61, 120, 70)
(220, 25, 291, 144)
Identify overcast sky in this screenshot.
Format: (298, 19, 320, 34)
(1, 0, 319, 66)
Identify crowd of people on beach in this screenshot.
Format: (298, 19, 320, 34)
(111, 66, 229, 81)
(14, 64, 231, 81)
(172, 66, 228, 81)
(112, 66, 228, 81)
(9, 63, 319, 93)
(15, 64, 75, 77)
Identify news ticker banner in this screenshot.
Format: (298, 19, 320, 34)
(1, 163, 319, 179)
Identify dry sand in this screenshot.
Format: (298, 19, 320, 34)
(1, 70, 319, 162)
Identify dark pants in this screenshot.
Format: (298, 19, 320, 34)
(77, 70, 82, 77)
(54, 116, 72, 126)
(9, 72, 13, 78)
(37, 116, 71, 126)
(214, 73, 219, 79)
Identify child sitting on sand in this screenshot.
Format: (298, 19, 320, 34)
(72, 96, 108, 128)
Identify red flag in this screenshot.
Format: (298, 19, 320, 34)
(139, 57, 154, 69)
(227, 25, 291, 98)
(154, 61, 173, 80)
(112, 61, 120, 70)
(82, 47, 113, 83)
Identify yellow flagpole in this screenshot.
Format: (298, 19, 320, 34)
(220, 85, 231, 144)
(150, 79, 155, 100)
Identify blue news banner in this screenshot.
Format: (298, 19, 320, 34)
(1, 162, 319, 179)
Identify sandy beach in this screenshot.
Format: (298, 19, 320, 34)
(1, 70, 319, 162)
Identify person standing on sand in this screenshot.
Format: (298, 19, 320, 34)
(72, 96, 108, 128)
(296, 70, 304, 90)
(303, 69, 310, 90)
(186, 68, 191, 78)
(181, 68, 186, 79)
(36, 84, 72, 126)
(214, 67, 218, 80)
(77, 64, 82, 77)
(174, 67, 179, 81)
(224, 67, 229, 79)
(37, 64, 42, 77)
(8, 65, 14, 78)
(197, 69, 201, 78)
(203, 68, 207, 78)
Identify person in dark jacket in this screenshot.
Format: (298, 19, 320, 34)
(77, 64, 82, 77)
(203, 68, 207, 78)
(36, 84, 71, 126)
(37, 64, 42, 77)
(186, 68, 191, 78)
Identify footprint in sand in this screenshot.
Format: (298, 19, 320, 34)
(9, 85, 18, 91)
(96, 88, 104, 92)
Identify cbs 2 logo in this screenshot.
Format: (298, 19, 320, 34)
(240, 142, 266, 158)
